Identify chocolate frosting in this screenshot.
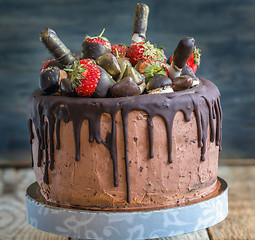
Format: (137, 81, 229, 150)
(27, 78, 222, 203)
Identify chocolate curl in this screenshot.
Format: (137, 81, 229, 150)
(40, 28, 75, 66)
(131, 3, 149, 44)
(168, 37, 195, 79)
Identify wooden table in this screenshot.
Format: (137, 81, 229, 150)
(0, 159, 254, 240)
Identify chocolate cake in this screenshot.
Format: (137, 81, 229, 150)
(27, 3, 222, 211)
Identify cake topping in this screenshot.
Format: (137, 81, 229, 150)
(111, 44, 129, 57)
(110, 77, 140, 97)
(168, 37, 195, 79)
(40, 28, 75, 66)
(38, 4, 202, 98)
(127, 41, 167, 66)
(96, 53, 121, 79)
(172, 75, 194, 91)
(40, 66, 61, 94)
(65, 59, 101, 97)
(122, 65, 145, 85)
(146, 74, 173, 94)
(59, 78, 73, 96)
(135, 59, 169, 83)
(92, 66, 115, 98)
(81, 29, 111, 60)
(132, 3, 149, 44)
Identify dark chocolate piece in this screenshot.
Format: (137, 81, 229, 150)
(146, 74, 172, 91)
(181, 64, 198, 80)
(96, 53, 121, 79)
(116, 58, 132, 82)
(40, 28, 75, 66)
(92, 66, 116, 98)
(60, 78, 73, 96)
(81, 41, 111, 60)
(110, 77, 140, 97)
(122, 65, 144, 85)
(172, 75, 194, 91)
(39, 66, 60, 93)
(132, 3, 149, 43)
(172, 37, 195, 69)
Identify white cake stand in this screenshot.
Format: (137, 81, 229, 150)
(26, 177, 228, 240)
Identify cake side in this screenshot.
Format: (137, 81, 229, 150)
(28, 78, 222, 210)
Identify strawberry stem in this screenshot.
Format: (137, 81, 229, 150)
(98, 28, 105, 38)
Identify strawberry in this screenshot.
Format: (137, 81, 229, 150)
(169, 46, 201, 73)
(66, 59, 101, 97)
(136, 59, 169, 83)
(41, 59, 63, 72)
(81, 29, 111, 60)
(126, 41, 167, 66)
(111, 44, 129, 56)
(186, 46, 201, 73)
(84, 29, 111, 48)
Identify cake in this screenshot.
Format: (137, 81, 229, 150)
(27, 3, 222, 211)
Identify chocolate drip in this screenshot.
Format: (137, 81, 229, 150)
(43, 121, 49, 184)
(27, 78, 222, 203)
(48, 117, 55, 170)
(121, 111, 131, 203)
(28, 119, 34, 167)
(73, 119, 82, 161)
(36, 128, 42, 167)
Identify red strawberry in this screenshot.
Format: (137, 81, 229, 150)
(135, 59, 169, 83)
(66, 59, 101, 97)
(169, 46, 201, 73)
(84, 29, 111, 48)
(41, 59, 63, 72)
(111, 44, 129, 56)
(126, 41, 167, 66)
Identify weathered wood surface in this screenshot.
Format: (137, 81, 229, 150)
(0, 163, 254, 239)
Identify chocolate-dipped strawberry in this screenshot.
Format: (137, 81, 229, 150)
(40, 66, 67, 94)
(168, 37, 195, 80)
(131, 3, 149, 44)
(146, 74, 173, 94)
(92, 66, 116, 98)
(96, 53, 121, 79)
(40, 28, 75, 66)
(66, 59, 115, 97)
(81, 29, 111, 60)
(110, 77, 140, 97)
(41, 59, 64, 72)
(172, 75, 194, 91)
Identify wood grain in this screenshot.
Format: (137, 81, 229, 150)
(208, 165, 255, 240)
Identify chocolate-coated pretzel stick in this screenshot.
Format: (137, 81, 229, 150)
(168, 37, 195, 79)
(131, 3, 149, 44)
(40, 28, 75, 66)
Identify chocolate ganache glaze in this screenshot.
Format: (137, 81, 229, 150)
(27, 78, 222, 205)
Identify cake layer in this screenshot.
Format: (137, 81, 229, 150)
(27, 78, 222, 210)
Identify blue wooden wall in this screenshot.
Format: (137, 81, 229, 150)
(0, 0, 255, 160)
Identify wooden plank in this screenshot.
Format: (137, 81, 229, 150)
(0, 168, 67, 240)
(208, 165, 255, 239)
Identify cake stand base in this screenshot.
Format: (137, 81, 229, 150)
(26, 177, 228, 240)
